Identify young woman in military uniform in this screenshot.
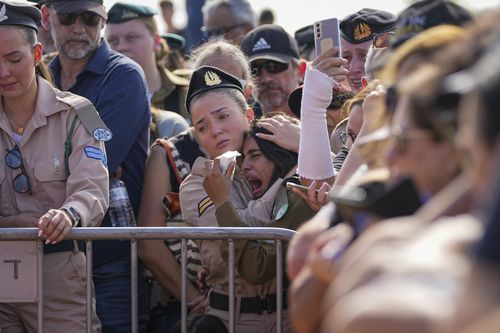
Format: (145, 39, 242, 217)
(0, 1, 109, 332)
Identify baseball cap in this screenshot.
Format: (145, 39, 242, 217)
(340, 8, 396, 44)
(392, 0, 472, 48)
(45, 0, 107, 19)
(185, 66, 244, 114)
(241, 24, 300, 64)
(107, 2, 157, 24)
(0, 0, 41, 31)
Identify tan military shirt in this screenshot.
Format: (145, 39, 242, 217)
(180, 156, 285, 296)
(151, 66, 189, 119)
(0, 77, 109, 226)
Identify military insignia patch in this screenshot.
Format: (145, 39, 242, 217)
(275, 203, 289, 220)
(204, 71, 222, 86)
(94, 128, 113, 142)
(198, 196, 213, 217)
(353, 23, 372, 40)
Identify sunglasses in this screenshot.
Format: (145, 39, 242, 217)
(57, 12, 101, 27)
(201, 23, 247, 39)
(372, 31, 394, 49)
(251, 60, 289, 77)
(5, 145, 32, 195)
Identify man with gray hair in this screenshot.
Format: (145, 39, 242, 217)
(201, 0, 256, 45)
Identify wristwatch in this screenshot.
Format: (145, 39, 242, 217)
(63, 207, 81, 227)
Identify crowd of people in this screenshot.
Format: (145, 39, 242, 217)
(0, 0, 499, 332)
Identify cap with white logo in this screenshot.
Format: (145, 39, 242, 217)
(241, 24, 300, 64)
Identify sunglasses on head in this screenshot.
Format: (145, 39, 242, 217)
(372, 31, 394, 49)
(251, 60, 289, 77)
(57, 12, 101, 27)
(5, 145, 32, 195)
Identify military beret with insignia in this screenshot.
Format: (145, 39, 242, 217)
(392, 0, 472, 48)
(340, 8, 396, 44)
(160, 32, 186, 51)
(0, 0, 41, 31)
(185, 66, 244, 114)
(107, 1, 157, 24)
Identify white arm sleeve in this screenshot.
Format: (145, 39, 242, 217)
(298, 66, 336, 180)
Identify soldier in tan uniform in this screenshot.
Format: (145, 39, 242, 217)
(180, 66, 296, 332)
(0, 2, 109, 332)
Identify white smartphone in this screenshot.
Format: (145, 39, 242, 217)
(313, 18, 341, 58)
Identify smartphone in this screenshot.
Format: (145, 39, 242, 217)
(285, 182, 309, 193)
(313, 18, 341, 57)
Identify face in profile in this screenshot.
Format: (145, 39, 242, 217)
(190, 91, 250, 158)
(240, 136, 275, 199)
(0, 26, 41, 99)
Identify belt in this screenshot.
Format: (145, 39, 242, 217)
(44, 240, 85, 254)
(209, 291, 288, 314)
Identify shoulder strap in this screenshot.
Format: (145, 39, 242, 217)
(56, 92, 112, 142)
(156, 138, 184, 186)
(64, 115, 79, 176)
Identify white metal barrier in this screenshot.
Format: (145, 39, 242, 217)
(0, 227, 296, 333)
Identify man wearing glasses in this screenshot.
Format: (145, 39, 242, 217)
(201, 0, 255, 45)
(41, 0, 150, 332)
(241, 24, 304, 118)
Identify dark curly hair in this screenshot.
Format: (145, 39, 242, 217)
(244, 116, 298, 187)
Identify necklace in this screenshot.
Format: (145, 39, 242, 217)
(6, 116, 25, 135)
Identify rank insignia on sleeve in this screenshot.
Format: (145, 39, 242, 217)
(198, 196, 213, 217)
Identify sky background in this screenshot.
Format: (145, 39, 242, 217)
(103, 0, 500, 36)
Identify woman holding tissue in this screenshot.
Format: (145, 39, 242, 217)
(0, 1, 108, 331)
(180, 66, 306, 332)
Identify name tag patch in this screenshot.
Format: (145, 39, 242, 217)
(84, 146, 107, 165)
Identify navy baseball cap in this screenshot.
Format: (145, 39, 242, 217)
(241, 24, 300, 64)
(45, 0, 107, 19)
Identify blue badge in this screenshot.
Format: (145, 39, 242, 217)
(93, 128, 113, 141)
(84, 146, 107, 165)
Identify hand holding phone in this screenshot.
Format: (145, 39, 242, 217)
(314, 18, 341, 58)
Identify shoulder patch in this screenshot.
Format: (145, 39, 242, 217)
(56, 92, 112, 142)
(198, 196, 213, 217)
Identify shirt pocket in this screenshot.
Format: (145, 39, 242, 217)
(33, 155, 68, 206)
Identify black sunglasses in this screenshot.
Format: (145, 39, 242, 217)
(202, 23, 246, 39)
(57, 12, 101, 27)
(5, 145, 32, 195)
(251, 60, 289, 77)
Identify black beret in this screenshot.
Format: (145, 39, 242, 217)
(392, 0, 472, 48)
(241, 24, 300, 64)
(160, 32, 185, 50)
(340, 8, 396, 44)
(186, 66, 243, 114)
(0, 0, 41, 31)
(107, 2, 157, 24)
(45, 0, 107, 19)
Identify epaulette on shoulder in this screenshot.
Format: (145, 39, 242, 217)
(56, 91, 113, 142)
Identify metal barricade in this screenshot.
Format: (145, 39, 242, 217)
(0, 227, 296, 333)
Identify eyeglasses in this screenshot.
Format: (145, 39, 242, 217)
(391, 127, 435, 154)
(340, 131, 356, 146)
(5, 145, 32, 195)
(372, 31, 394, 49)
(201, 23, 247, 39)
(250, 60, 289, 77)
(57, 12, 101, 27)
